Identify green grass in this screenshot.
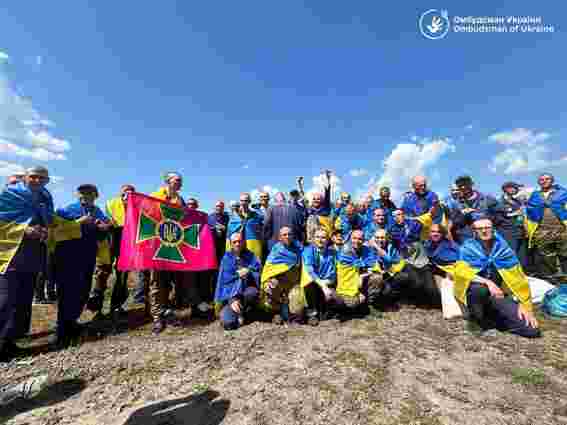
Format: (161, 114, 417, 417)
(510, 367, 547, 387)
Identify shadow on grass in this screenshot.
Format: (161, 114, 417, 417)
(121, 390, 230, 425)
(0, 378, 87, 423)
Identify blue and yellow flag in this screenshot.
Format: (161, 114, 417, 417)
(423, 238, 459, 277)
(336, 245, 379, 298)
(374, 244, 406, 276)
(214, 249, 261, 303)
(334, 214, 363, 243)
(454, 233, 532, 311)
(261, 240, 302, 284)
(525, 185, 567, 247)
(0, 183, 54, 274)
(300, 245, 336, 287)
(401, 191, 442, 240)
(227, 210, 263, 261)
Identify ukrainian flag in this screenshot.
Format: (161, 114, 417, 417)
(525, 185, 567, 248)
(374, 244, 406, 276)
(336, 245, 379, 298)
(300, 245, 336, 288)
(402, 192, 442, 240)
(226, 211, 263, 261)
(424, 239, 459, 278)
(454, 233, 532, 311)
(260, 241, 302, 311)
(0, 183, 54, 274)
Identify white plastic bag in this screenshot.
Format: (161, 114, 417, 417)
(435, 276, 463, 319)
(527, 276, 555, 305)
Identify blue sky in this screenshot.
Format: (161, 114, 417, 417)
(1, 1, 566, 211)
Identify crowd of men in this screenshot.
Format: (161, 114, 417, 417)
(2, 166, 567, 363)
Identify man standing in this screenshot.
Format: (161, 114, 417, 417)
(526, 173, 567, 276)
(363, 208, 389, 242)
(0, 166, 53, 361)
(263, 192, 305, 252)
(497, 182, 528, 269)
(401, 175, 441, 240)
(449, 175, 499, 244)
(89, 184, 139, 319)
(377, 187, 397, 223)
(215, 233, 261, 330)
(305, 170, 333, 244)
(334, 203, 364, 243)
(227, 192, 264, 261)
(54, 184, 111, 347)
(455, 218, 540, 338)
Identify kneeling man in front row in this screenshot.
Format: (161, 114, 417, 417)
(214, 233, 261, 330)
(455, 218, 540, 338)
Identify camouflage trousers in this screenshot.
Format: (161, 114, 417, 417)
(532, 238, 567, 276)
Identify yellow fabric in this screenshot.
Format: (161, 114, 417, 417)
(318, 216, 333, 237)
(150, 187, 185, 206)
(261, 262, 292, 284)
(49, 215, 82, 243)
(454, 261, 533, 312)
(225, 239, 262, 262)
(415, 212, 433, 241)
(437, 263, 456, 279)
(96, 239, 112, 266)
(525, 218, 539, 248)
(106, 197, 126, 227)
(0, 221, 27, 274)
(300, 264, 315, 288)
(390, 258, 406, 275)
(336, 262, 361, 298)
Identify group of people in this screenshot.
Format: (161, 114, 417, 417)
(2, 166, 567, 363)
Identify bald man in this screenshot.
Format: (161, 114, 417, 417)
(401, 175, 442, 240)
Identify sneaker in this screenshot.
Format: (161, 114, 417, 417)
(152, 320, 165, 335)
(479, 328, 499, 338)
(272, 314, 284, 326)
(112, 307, 128, 317)
(0, 374, 52, 405)
(33, 297, 46, 305)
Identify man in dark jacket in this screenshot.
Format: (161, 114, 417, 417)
(263, 192, 305, 252)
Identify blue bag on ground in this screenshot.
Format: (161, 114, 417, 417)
(542, 284, 567, 318)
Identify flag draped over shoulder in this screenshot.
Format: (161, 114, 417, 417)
(261, 240, 302, 284)
(424, 239, 459, 277)
(374, 244, 406, 275)
(454, 233, 532, 311)
(401, 191, 441, 240)
(117, 192, 217, 271)
(214, 249, 261, 303)
(525, 185, 567, 246)
(300, 245, 336, 287)
(0, 183, 53, 274)
(336, 245, 378, 298)
(226, 211, 263, 260)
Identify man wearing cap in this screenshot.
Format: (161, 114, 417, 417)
(497, 182, 528, 268)
(5, 172, 25, 186)
(89, 185, 142, 319)
(449, 176, 499, 244)
(54, 184, 111, 347)
(0, 166, 53, 361)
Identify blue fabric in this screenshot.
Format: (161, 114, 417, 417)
(389, 219, 422, 251)
(0, 182, 53, 226)
(542, 284, 567, 318)
(302, 244, 336, 282)
(423, 239, 459, 266)
(526, 185, 567, 224)
(363, 222, 388, 241)
(336, 214, 364, 242)
(207, 212, 229, 229)
(56, 202, 109, 241)
(214, 249, 261, 303)
(219, 286, 259, 330)
(265, 240, 302, 266)
(401, 191, 442, 223)
(459, 232, 519, 272)
(337, 244, 377, 270)
(373, 243, 403, 273)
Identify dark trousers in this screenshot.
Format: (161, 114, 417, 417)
(55, 242, 97, 339)
(531, 240, 567, 277)
(34, 253, 57, 300)
(504, 237, 529, 271)
(219, 287, 259, 330)
(0, 272, 35, 348)
(376, 265, 440, 307)
(466, 283, 540, 338)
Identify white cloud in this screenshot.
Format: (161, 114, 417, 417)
(0, 53, 71, 162)
(361, 138, 455, 202)
(242, 163, 250, 169)
(0, 160, 24, 176)
(349, 168, 368, 177)
(0, 51, 9, 62)
(465, 124, 473, 130)
(489, 128, 563, 175)
(36, 55, 42, 67)
(250, 184, 280, 202)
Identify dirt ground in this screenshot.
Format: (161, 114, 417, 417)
(2, 304, 567, 425)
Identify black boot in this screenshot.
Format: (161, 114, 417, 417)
(305, 309, 320, 326)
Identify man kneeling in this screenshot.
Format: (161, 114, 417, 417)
(455, 218, 541, 338)
(214, 233, 261, 330)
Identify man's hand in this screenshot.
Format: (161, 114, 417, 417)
(375, 246, 387, 257)
(230, 299, 242, 314)
(237, 267, 250, 278)
(76, 215, 95, 225)
(462, 208, 477, 215)
(24, 225, 43, 239)
(484, 280, 504, 298)
(517, 304, 538, 328)
(96, 220, 112, 231)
